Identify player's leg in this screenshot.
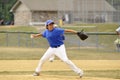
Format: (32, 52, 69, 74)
(49, 55, 55, 62)
(55, 45, 83, 78)
(33, 47, 54, 76)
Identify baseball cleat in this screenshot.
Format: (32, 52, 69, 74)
(49, 58, 54, 62)
(49, 59, 54, 62)
(33, 72, 40, 76)
(79, 71, 84, 78)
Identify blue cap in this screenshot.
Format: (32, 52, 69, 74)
(45, 20, 54, 26)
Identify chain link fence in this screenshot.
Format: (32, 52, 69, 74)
(57, 0, 120, 24)
(0, 31, 119, 52)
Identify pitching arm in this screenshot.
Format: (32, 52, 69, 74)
(64, 29, 77, 34)
(65, 29, 88, 40)
(30, 33, 43, 38)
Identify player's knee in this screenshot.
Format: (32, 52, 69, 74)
(62, 59, 70, 64)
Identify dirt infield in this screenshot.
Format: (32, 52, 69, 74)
(0, 60, 120, 80)
(0, 75, 120, 80)
(0, 60, 120, 71)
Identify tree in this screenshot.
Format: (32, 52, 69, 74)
(0, 0, 16, 21)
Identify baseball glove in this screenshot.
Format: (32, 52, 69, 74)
(77, 30, 88, 40)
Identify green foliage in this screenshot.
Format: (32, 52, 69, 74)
(0, 0, 17, 20)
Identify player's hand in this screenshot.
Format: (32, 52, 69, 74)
(30, 34, 42, 38)
(30, 34, 35, 39)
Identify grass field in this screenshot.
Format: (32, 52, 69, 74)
(0, 47, 120, 60)
(0, 24, 120, 80)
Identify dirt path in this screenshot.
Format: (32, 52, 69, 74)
(0, 60, 120, 80)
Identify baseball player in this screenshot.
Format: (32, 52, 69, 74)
(116, 26, 120, 37)
(31, 20, 83, 78)
(115, 26, 120, 50)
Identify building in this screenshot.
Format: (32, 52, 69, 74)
(10, 0, 116, 26)
(73, 0, 116, 23)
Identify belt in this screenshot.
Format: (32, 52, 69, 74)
(51, 45, 61, 48)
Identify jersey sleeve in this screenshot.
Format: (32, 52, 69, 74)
(116, 27, 120, 32)
(42, 30, 47, 38)
(57, 28, 65, 35)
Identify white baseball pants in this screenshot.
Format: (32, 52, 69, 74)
(35, 44, 82, 74)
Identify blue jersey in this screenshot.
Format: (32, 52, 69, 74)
(42, 28, 65, 47)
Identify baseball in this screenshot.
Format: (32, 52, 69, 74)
(30, 34, 34, 39)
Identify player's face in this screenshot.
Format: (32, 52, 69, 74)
(48, 23, 54, 31)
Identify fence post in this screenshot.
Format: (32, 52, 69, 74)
(31, 38, 34, 47)
(79, 40, 80, 49)
(6, 32, 8, 46)
(96, 34, 99, 50)
(18, 33, 20, 47)
(26, 34, 28, 47)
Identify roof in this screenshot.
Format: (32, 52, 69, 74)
(10, 0, 116, 12)
(10, 0, 73, 12)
